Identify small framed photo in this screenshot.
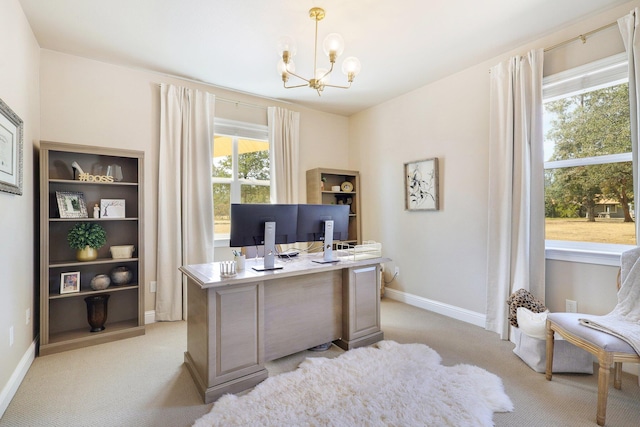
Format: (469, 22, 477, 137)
(100, 199, 125, 218)
(61, 271, 80, 294)
(56, 191, 88, 218)
(405, 158, 439, 211)
(0, 97, 24, 195)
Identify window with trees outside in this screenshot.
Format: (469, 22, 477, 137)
(213, 119, 270, 242)
(543, 53, 634, 251)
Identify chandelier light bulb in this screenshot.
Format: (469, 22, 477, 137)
(285, 60, 295, 73)
(341, 57, 362, 81)
(277, 60, 295, 83)
(322, 33, 345, 62)
(277, 36, 297, 62)
(277, 59, 288, 75)
(316, 68, 331, 84)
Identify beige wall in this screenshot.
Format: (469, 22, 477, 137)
(38, 50, 350, 313)
(0, 0, 40, 414)
(350, 61, 490, 313)
(350, 1, 637, 316)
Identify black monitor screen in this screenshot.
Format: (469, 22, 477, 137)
(296, 204, 349, 242)
(229, 204, 298, 248)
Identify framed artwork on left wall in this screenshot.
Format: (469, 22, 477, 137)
(0, 97, 24, 195)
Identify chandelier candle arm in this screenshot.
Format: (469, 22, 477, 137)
(277, 6, 361, 95)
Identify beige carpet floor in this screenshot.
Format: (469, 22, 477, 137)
(1, 298, 639, 426)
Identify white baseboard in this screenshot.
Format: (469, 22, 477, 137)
(384, 288, 486, 328)
(0, 339, 36, 418)
(145, 310, 156, 325)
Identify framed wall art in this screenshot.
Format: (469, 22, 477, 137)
(0, 97, 24, 195)
(56, 191, 88, 218)
(60, 271, 81, 294)
(404, 157, 439, 211)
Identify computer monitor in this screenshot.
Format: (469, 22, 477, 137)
(230, 203, 298, 271)
(296, 204, 349, 263)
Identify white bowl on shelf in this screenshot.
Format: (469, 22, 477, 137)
(110, 245, 135, 259)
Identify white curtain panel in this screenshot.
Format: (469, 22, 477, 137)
(486, 49, 545, 340)
(268, 107, 300, 204)
(156, 84, 215, 321)
(619, 8, 640, 237)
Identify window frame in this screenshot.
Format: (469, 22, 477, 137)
(213, 118, 270, 247)
(543, 53, 634, 265)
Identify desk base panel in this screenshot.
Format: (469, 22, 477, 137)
(185, 351, 268, 404)
(335, 330, 384, 351)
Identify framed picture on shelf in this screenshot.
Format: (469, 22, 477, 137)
(60, 271, 80, 294)
(0, 97, 24, 195)
(404, 157, 439, 211)
(100, 199, 125, 218)
(56, 191, 88, 218)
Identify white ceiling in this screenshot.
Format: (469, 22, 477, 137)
(19, 0, 630, 116)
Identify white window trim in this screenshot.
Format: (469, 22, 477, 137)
(545, 240, 633, 266)
(215, 118, 269, 140)
(213, 118, 270, 248)
(543, 52, 627, 101)
(543, 53, 633, 265)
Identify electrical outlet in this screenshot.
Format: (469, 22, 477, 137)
(9, 326, 14, 347)
(566, 299, 578, 313)
(394, 266, 400, 277)
(150, 281, 157, 293)
(26, 308, 30, 325)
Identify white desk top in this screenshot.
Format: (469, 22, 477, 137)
(180, 253, 390, 289)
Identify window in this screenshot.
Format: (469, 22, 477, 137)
(213, 119, 270, 243)
(543, 53, 635, 263)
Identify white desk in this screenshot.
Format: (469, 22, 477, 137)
(179, 254, 388, 403)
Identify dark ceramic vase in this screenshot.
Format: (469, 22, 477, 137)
(85, 294, 110, 332)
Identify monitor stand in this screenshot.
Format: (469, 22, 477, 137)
(312, 220, 339, 264)
(252, 221, 284, 271)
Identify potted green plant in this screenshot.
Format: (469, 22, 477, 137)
(67, 222, 107, 261)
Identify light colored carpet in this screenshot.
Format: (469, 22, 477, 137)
(194, 340, 513, 426)
(1, 298, 639, 426)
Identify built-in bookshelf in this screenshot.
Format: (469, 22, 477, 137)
(306, 168, 361, 246)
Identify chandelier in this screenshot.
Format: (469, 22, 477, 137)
(277, 7, 361, 96)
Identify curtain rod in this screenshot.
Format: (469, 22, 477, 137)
(156, 83, 275, 110)
(217, 97, 268, 110)
(544, 21, 618, 52)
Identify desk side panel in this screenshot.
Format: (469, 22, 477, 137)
(337, 265, 383, 350)
(186, 279, 209, 383)
(352, 266, 380, 336)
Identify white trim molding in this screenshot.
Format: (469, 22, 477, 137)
(0, 339, 36, 418)
(384, 288, 486, 328)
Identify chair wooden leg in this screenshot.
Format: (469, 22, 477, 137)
(545, 321, 555, 381)
(596, 354, 613, 426)
(613, 362, 622, 390)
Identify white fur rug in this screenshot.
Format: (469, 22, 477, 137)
(193, 340, 513, 427)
